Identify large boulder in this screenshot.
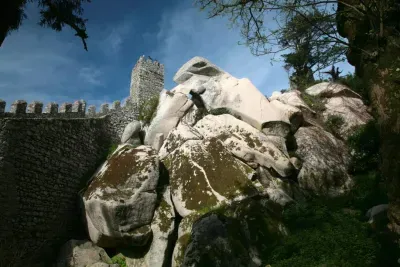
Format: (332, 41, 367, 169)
(269, 100, 304, 132)
(173, 56, 224, 84)
(55, 240, 113, 267)
(192, 114, 295, 177)
(174, 57, 291, 138)
(83, 144, 159, 247)
(125, 187, 176, 267)
(144, 90, 193, 148)
(172, 199, 288, 267)
(164, 137, 261, 217)
(121, 121, 142, 146)
(256, 166, 305, 206)
(294, 126, 353, 196)
(305, 82, 361, 98)
(323, 96, 373, 138)
(269, 90, 315, 115)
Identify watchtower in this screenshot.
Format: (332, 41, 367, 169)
(129, 55, 164, 107)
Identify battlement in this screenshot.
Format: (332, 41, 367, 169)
(0, 99, 88, 118)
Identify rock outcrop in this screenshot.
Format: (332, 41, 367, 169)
(83, 144, 159, 247)
(144, 90, 193, 148)
(121, 121, 142, 146)
(55, 240, 114, 267)
(294, 126, 353, 196)
(79, 57, 375, 267)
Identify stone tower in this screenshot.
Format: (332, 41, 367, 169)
(129, 55, 164, 108)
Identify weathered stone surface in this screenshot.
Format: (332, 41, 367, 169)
(164, 137, 260, 217)
(152, 133, 164, 152)
(294, 126, 353, 196)
(305, 82, 361, 99)
(193, 114, 294, 178)
(172, 199, 288, 267)
(121, 121, 142, 145)
(366, 204, 389, 224)
(83, 144, 159, 247)
(269, 90, 315, 114)
(144, 90, 193, 148)
(55, 239, 112, 267)
(125, 187, 176, 267)
(88, 263, 119, 267)
(159, 123, 203, 160)
(270, 100, 304, 132)
(173, 56, 224, 84)
(199, 72, 291, 137)
(323, 96, 372, 138)
(256, 166, 304, 206)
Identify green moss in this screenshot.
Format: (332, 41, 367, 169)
(138, 94, 159, 125)
(174, 233, 192, 266)
(157, 198, 173, 233)
(84, 145, 157, 200)
(111, 254, 127, 267)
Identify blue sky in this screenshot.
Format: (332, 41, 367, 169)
(0, 0, 354, 111)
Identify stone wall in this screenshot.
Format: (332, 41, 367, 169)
(0, 117, 111, 264)
(130, 55, 164, 107)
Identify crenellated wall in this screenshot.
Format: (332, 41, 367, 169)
(0, 56, 163, 264)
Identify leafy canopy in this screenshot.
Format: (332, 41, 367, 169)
(1, 0, 91, 50)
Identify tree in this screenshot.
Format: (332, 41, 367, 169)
(0, 0, 91, 50)
(195, 0, 400, 235)
(277, 9, 346, 89)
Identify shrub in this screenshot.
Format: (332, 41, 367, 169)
(347, 120, 380, 174)
(138, 94, 159, 125)
(267, 197, 379, 267)
(301, 93, 326, 113)
(324, 114, 345, 138)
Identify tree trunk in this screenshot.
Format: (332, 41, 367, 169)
(337, 0, 400, 234)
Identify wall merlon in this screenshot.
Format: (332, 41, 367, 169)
(0, 99, 5, 114)
(72, 100, 83, 113)
(112, 100, 121, 110)
(10, 100, 27, 114)
(44, 102, 59, 114)
(27, 101, 44, 114)
(100, 103, 109, 114)
(59, 103, 72, 113)
(87, 105, 96, 116)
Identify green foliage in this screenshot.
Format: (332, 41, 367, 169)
(324, 114, 345, 138)
(301, 93, 326, 112)
(111, 254, 127, 267)
(138, 95, 159, 125)
(107, 144, 118, 158)
(1, 0, 90, 50)
(338, 73, 370, 105)
(347, 120, 380, 174)
(269, 199, 379, 267)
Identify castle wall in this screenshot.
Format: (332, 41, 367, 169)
(0, 55, 164, 263)
(130, 56, 164, 107)
(0, 116, 111, 263)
